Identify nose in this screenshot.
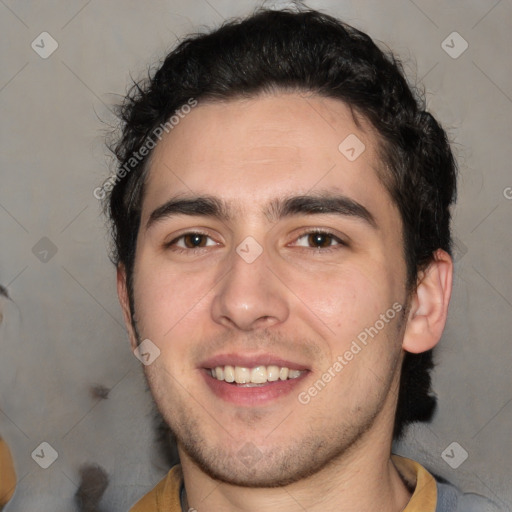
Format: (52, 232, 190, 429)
(211, 248, 289, 331)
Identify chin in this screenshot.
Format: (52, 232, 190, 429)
(177, 427, 365, 489)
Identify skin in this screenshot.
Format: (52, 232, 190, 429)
(118, 92, 453, 511)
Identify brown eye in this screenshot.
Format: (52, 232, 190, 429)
(183, 233, 208, 248)
(292, 230, 346, 251)
(165, 232, 218, 252)
(307, 232, 335, 248)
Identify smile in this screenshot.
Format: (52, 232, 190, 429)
(208, 365, 304, 385)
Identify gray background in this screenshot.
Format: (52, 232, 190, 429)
(0, 0, 510, 510)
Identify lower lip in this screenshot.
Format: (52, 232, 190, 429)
(201, 370, 308, 406)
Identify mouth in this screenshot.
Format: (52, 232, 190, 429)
(200, 355, 310, 405)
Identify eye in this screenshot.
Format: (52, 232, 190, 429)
(293, 230, 346, 250)
(165, 232, 218, 251)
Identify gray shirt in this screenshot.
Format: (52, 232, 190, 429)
(436, 481, 503, 512)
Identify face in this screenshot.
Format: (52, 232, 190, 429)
(123, 93, 411, 486)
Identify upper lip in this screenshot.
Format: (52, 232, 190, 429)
(199, 353, 310, 371)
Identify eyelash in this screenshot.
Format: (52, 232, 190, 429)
(164, 231, 213, 254)
(164, 229, 347, 254)
(293, 229, 347, 252)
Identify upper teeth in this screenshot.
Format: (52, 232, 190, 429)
(210, 365, 303, 384)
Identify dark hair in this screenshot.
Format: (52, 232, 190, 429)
(105, 7, 457, 439)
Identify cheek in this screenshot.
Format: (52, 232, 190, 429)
(132, 251, 217, 344)
(283, 260, 398, 345)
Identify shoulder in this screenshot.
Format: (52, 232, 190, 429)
(129, 465, 183, 512)
(436, 480, 503, 512)
(0, 436, 16, 506)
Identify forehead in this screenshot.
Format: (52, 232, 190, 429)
(142, 92, 394, 222)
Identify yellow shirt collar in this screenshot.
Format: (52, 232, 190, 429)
(392, 454, 437, 512)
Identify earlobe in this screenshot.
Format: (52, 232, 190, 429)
(116, 264, 139, 351)
(402, 249, 453, 354)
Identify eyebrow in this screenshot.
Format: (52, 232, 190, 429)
(146, 196, 232, 231)
(267, 194, 377, 228)
(145, 192, 377, 231)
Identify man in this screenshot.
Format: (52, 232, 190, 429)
(104, 5, 498, 511)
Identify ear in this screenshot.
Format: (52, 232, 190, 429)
(402, 249, 453, 354)
(117, 264, 139, 352)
